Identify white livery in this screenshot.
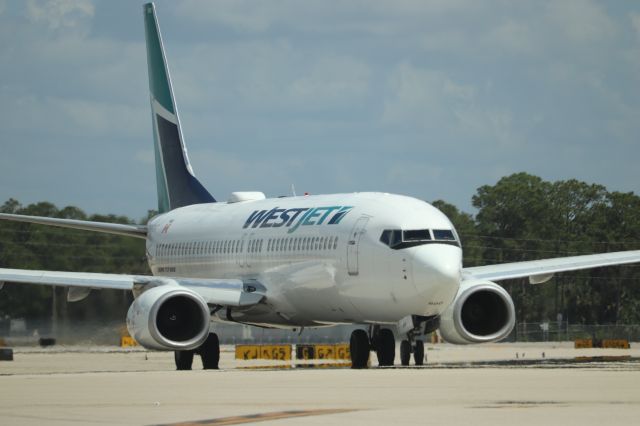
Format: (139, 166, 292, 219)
(1, 3, 639, 369)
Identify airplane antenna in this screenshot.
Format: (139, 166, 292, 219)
(291, 184, 297, 197)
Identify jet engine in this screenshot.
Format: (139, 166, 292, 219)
(438, 280, 515, 344)
(126, 285, 211, 350)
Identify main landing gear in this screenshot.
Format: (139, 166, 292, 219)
(349, 326, 397, 369)
(174, 332, 220, 370)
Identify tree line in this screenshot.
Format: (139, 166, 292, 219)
(1, 172, 639, 328)
(434, 172, 640, 325)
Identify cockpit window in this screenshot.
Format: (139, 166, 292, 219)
(380, 230, 402, 247)
(433, 229, 455, 241)
(403, 230, 431, 241)
(380, 228, 459, 249)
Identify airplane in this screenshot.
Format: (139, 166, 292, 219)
(1, 2, 640, 370)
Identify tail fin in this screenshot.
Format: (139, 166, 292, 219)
(143, 3, 215, 213)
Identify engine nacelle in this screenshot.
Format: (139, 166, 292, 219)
(438, 280, 515, 344)
(126, 285, 210, 350)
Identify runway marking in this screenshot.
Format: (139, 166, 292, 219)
(473, 401, 568, 409)
(153, 408, 357, 425)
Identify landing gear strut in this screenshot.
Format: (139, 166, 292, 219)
(174, 332, 220, 370)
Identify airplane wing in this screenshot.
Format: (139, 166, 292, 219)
(0, 268, 264, 307)
(0, 213, 147, 239)
(463, 250, 640, 284)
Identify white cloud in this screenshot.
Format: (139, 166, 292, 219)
(26, 0, 94, 34)
(485, 19, 537, 54)
(386, 162, 444, 186)
(383, 64, 464, 127)
(135, 150, 154, 166)
(1, 93, 146, 140)
(169, 38, 371, 117)
(382, 64, 522, 151)
(631, 13, 640, 40)
(546, 0, 616, 43)
(286, 55, 371, 107)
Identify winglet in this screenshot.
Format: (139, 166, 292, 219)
(143, 3, 215, 213)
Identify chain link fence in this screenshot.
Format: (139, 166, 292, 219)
(0, 317, 360, 346)
(510, 321, 640, 342)
(2, 316, 639, 346)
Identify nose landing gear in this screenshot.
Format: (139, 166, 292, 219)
(348, 318, 436, 368)
(400, 336, 425, 366)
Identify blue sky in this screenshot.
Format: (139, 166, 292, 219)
(1, 0, 639, 219)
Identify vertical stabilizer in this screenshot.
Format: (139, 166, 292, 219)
(143, 3, 215, 213)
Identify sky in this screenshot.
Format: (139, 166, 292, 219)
(1, 0, 640, 220)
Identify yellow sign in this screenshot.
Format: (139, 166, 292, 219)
(334, 344, 350, 360)
(296, 345, 316, 360)
(602, 339, 630, 349)
(260, 345, 292, 361)
(120, 336, 138, 347)
(235, 345, 260, 360)
(235, 345, 292, 360)
(574, 339, 593, 349)
(295, 344, 351, 360)
(315, 345, 335, 359)
(236, 344, 350, 362)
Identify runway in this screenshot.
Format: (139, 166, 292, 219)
(1, 343, 639, 425)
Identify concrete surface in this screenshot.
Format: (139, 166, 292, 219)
(1, 343, 639, 425)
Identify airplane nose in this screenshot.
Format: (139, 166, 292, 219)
(412, 244, 462, 315)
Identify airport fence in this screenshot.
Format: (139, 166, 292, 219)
(0, 317, 361, 346)
(510, 321, 640, 342)
(2, 317, 639, 346)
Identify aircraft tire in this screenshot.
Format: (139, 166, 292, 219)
(200, 333, 220, 370)
(174, 350, 194, 370)
(400, 340, 411, 366)
(350, 329, 370, 369)
(376, 328, 395, 366)
(414, 340, 424, 366)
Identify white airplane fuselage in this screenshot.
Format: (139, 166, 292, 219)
(146, 192, 463, 327)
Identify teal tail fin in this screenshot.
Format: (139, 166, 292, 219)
(143, 3, 215, 213)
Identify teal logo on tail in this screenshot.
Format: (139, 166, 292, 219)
(144, 3, 215, 213)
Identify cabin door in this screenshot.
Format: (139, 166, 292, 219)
(347, 216, 369, 276)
